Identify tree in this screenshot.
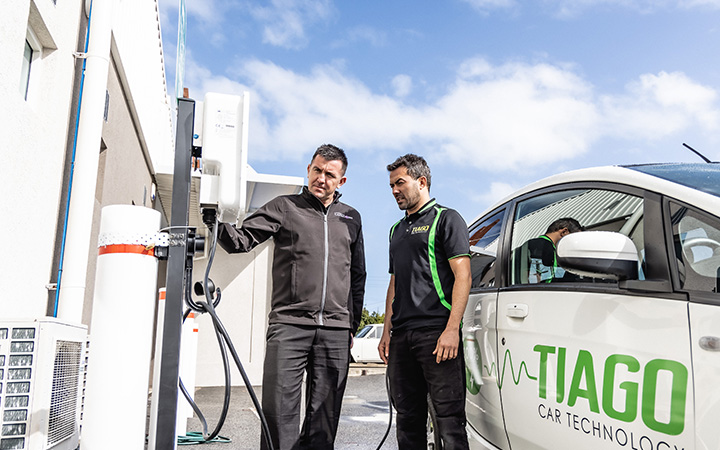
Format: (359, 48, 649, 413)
(357, 307, 385, 334)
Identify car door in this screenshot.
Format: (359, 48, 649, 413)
(667, 200, 720, 450)
(359, 326, 376, 361)
(463, 208, 510, 449)
(496, 185, 695, 450)
(361, 325, 382, 362)
(352, 325, 372, 362)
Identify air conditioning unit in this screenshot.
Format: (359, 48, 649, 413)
(0, 318, 87, 450)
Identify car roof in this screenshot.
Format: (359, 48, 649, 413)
(479, 163, 720, 223)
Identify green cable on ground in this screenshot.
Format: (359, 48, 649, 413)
(177, 431, 232, 445)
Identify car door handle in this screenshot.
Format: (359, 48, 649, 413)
(506, 303, 529, 319)
(700, 336, 720, 351)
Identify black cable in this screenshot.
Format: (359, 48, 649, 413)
(177, 215, 275, 450)
(179, 276, 232, 443)
(178, 300, 232, 443)
(200, 293, 274, 450)
(375, 368, 394, 450)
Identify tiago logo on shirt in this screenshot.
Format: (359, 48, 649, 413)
(411, 225, 430, 234)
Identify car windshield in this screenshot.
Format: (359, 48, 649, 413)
(356, 325, 373, 338)
(626, 163, 720, 198)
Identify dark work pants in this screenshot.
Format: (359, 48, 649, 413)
(260, 323, 351, 450)
(388, 327, 469, 450)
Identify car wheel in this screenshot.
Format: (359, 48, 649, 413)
(427, 394, 443, 450)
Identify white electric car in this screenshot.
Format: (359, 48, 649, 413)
(461, 163, 720, 450)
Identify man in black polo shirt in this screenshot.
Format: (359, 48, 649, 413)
(378, 154, 471, 449)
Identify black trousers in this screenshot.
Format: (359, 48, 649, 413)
(388, 327, 469, 450)
(260, 323, 351, 450)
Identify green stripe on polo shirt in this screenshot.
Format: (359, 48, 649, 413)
(428, 206, 451, 311)
(389, 218, 402, 241)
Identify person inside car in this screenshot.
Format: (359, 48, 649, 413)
(526, 217, 583, 283)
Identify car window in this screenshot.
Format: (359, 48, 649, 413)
(670, 203, 720, 294)
(510, 188, 645, 285)
(468, 209, 505, 289)
(356, 325, 372, 338)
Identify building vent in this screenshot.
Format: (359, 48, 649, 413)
(0, 319, 87, 450)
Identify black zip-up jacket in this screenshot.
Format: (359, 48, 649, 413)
(217, 187, 366, 331)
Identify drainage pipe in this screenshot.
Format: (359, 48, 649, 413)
(56, 0, 114, 323)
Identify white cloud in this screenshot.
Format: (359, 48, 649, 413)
(158, 0, 224, 26)
(183, 56, 720, 172)
(337, 26, 387, 48)
(470, 181, 518, 207)
(460, 0, 720, 16)
(231, 60, 419, 160)
(601, 71, 719, 139)
(391, 75, 413, 98)
(430, 60, 600, 168)
(546, 0, 720, 17)
(461, 0, 518, 13)
(679, 0, 720, 7)
(250, 0, 334, 49)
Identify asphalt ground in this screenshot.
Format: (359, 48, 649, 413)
(177, 364, 397, 449)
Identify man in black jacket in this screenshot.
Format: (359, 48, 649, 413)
(218, 144, 366, 450)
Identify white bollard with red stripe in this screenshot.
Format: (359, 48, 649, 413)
(80, 205, 164, 450)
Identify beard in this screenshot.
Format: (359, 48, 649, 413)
(396, 190, 420, 211)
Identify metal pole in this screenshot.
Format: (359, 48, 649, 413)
(153, 97, 195, 450)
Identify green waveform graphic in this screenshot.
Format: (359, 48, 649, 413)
(466, 340, 537, 391)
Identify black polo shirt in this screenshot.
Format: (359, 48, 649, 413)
(389, 199, 470, 332)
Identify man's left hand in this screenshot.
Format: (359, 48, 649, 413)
(432, 328, 459, 364)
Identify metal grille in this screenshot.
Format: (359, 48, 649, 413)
(46, 341, 82, 446)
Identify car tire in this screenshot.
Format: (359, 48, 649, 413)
(427, 394, 443, 450)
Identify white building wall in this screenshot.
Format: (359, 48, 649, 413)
(111, 0, 174, 172)
(0, 0, 172, 322)
(192, 241, 274, 387)
(0, 0, 84, 319)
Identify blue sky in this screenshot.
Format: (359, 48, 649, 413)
(158, 0, 720, 313)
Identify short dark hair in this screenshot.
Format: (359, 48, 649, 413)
(312, 144, 348, 174)
(546, 218, 583, 234)
(386, 154, 431, 189)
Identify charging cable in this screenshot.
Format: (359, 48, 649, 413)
(375, 369, 394, 450)
(178, 214, 275, 449)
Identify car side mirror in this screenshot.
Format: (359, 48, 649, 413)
(557, 231, 639, 280)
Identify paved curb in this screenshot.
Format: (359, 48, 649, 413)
(349, 363, 386, 377)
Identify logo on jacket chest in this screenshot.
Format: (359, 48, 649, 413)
(334, 212, 353, 220)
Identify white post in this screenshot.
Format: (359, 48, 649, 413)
(80, 205, 161, 450)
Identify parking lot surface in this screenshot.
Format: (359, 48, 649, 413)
(179, 365, 397, 449)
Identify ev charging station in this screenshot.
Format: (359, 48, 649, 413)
(74, 92, 301, 450)
(144, 92, 302, 449)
